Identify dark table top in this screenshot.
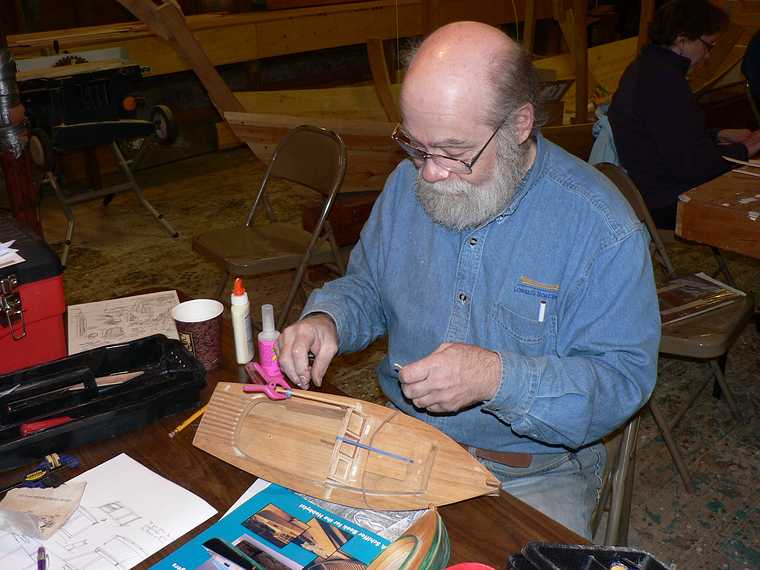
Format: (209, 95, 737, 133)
(0, 299, 584, 568)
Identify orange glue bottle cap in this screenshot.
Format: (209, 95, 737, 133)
(232, 277, 246, 297)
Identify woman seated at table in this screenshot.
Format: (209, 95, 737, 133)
(608, 0, 760, 229)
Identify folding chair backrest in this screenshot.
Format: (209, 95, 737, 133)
(246, 125, 347, 228)
(268, 125, 347, 197)
(595, 162, 676, 278)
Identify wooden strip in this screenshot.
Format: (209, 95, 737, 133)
(224, 111, 396, 138)
(234, 85, 399, 122)
(524, 0, 537, 53)
(572, 0, 588, 123)
(10, 1, 558, 78)
(637, 0, 655, 53)
(367, 38, 401, 123)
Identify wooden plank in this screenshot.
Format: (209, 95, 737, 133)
(524, 0, 537, 53)
(637, 0, 655, 53)
(150, 2, 246, 114)
(235, 84, 400, 121)
(367, 38, 401, 122)
(572, 0, 588, 122)
(423, 0, 440, 33)
(265, 0, 367, 8)
(676, 170, 760, 260)
(9, 1, 561, 77)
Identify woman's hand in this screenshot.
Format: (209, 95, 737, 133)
(718, 129, 753, 144)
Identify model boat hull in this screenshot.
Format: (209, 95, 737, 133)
(193, 383, 500, 511)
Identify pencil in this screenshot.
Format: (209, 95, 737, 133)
(168, 404, 208, 438)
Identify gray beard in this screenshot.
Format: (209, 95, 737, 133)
(415, 132, 528, 231)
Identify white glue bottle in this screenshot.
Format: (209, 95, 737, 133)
(257, 304, 283, 380)
(230, 277, 255, 364)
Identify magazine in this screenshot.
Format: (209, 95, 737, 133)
(658, 272, 745, 326)
(151, 482, 391, 570)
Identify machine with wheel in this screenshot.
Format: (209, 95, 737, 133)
(14, 47, 179, 266)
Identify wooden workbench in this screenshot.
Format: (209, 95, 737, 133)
(676, 169, 760, 260)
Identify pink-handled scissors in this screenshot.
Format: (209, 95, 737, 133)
(243, 362, 292, 400)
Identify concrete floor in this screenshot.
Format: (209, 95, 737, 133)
(13, 146, 760, 569)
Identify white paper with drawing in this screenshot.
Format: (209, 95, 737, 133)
(0, 454, 217, 570)
(67, 290, 180, 354)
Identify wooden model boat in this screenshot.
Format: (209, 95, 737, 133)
(193, 383, 501, 511)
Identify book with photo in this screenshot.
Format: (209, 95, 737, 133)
(658, 272, 746, 326)
(150, 482, 390, 570)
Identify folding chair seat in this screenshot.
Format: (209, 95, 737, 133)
(596, 163, 752, 494)
(193, 125, 347, 329)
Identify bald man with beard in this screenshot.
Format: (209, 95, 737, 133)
(276, 22, 660, 538)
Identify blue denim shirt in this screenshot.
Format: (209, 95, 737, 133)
(304, 134, 660, 454)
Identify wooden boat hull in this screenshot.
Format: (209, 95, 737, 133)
(193, 383, 500, 511)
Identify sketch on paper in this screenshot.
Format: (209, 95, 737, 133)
(0, 454, 217, 570)
(67, 290, 180, 354)
(98, 502, 141, 527)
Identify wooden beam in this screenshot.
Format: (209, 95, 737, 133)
(367, 38, 400, 123)
(524, 0, 537, 54)
(9, 1, 560, 78)
(573, 0, 588, 123)
(423, 0, 440, 34)
(637, 0, 655, 53)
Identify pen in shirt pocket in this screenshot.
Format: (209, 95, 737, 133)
(538, 300, 547, 323)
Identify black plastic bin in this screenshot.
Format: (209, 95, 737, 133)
(0, 334, 205, 471)
(509, 542, 671, 570)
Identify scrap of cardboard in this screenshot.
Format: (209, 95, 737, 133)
(0, 482, 86, 539)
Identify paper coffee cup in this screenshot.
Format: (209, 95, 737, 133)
(171, 299, 224, 371)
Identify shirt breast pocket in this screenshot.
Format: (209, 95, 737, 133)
(492, 301, 556, 355)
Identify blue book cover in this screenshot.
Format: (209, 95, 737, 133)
(150, 482, 391, 570)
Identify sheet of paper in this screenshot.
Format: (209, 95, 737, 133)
(0, 252, 25, 269)
(67, 290, 180, 355)
(225, 479, 425, 542)
(0, 482, 86, 539)
(0, 454, 217, 570)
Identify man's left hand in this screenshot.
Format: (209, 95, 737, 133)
(398, 343, 501, 413)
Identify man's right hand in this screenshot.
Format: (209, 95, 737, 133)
(276, 313, 338, 389)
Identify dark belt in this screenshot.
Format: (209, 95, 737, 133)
(459, 443, 533, 468)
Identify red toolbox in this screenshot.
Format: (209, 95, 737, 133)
(0, 215, 66, 374)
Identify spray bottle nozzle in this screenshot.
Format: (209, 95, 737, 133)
(261, 304, 275, 334)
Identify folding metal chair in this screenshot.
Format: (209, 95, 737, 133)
(596, 163, 753, 494)
(193, 125, 347, 329)
(592, 413, 641, 546)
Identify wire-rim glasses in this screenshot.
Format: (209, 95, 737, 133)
(391, 118, 506, 174)
(698, 37, 716, 53)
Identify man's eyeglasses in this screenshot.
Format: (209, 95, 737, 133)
(391, 119, 506, 175)
(698, 37, 716, 53)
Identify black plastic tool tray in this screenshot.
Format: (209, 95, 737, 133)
(509, 542, 670, 570)
(0, 334, 205, 471)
